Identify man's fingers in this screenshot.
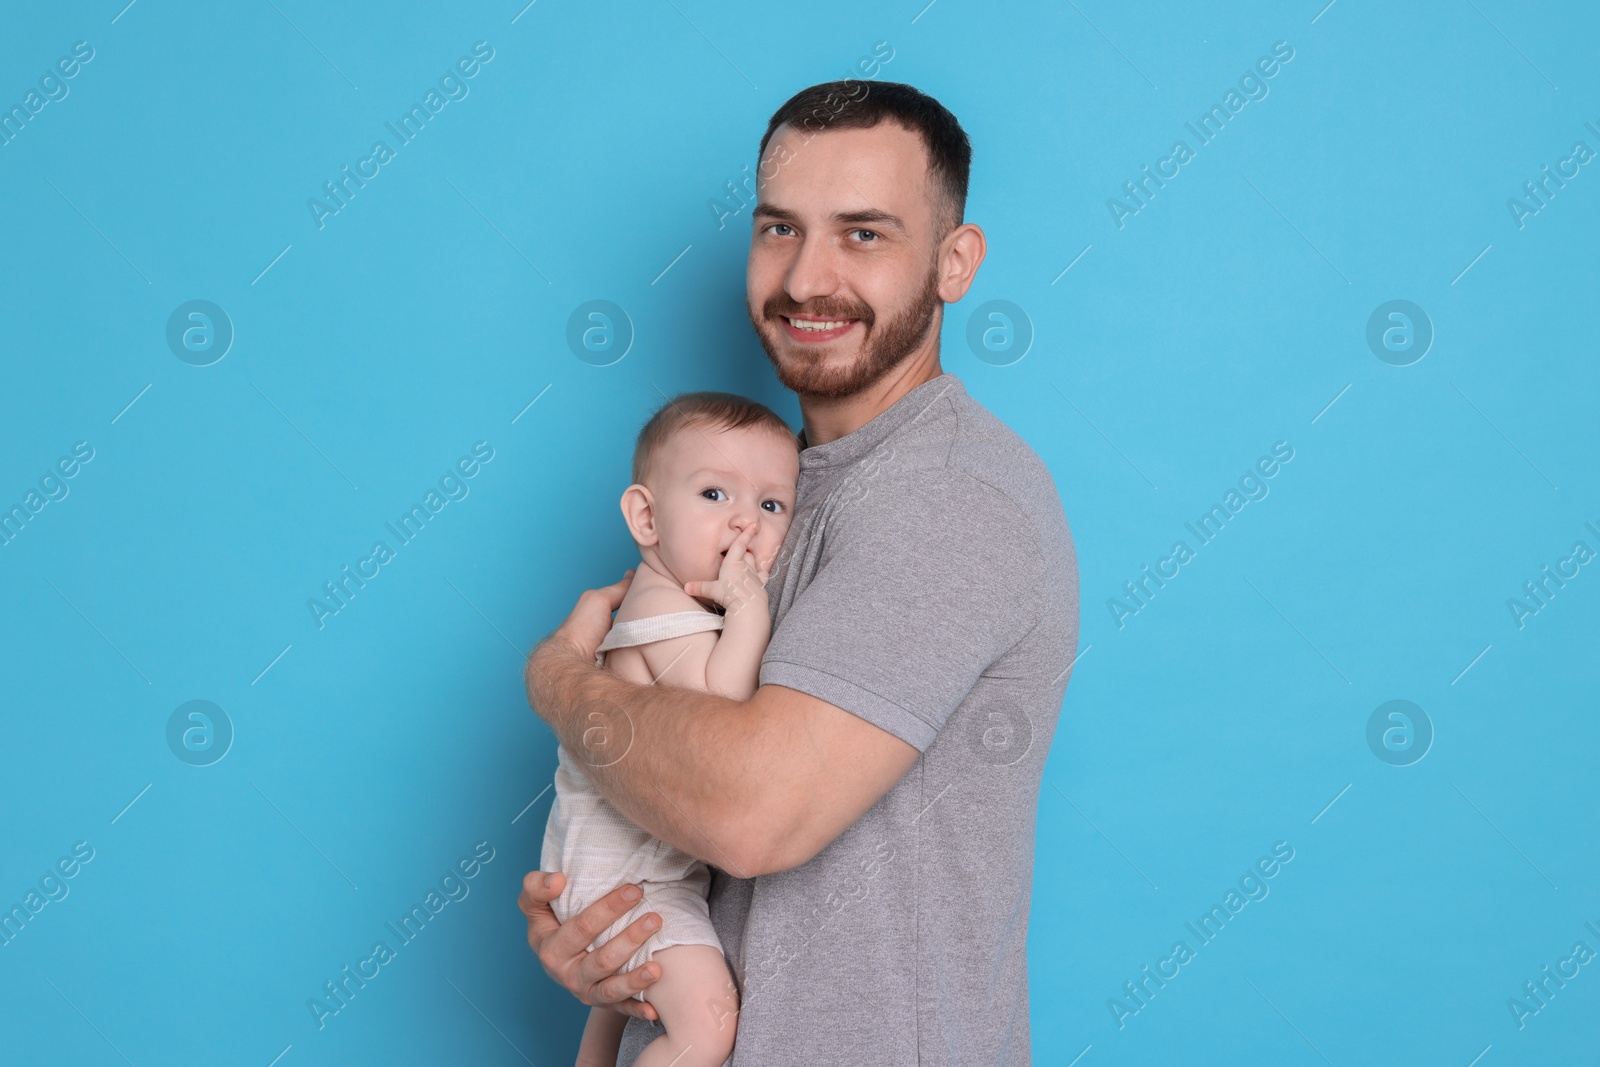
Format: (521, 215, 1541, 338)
(518, 870, 564, 910)
(548, 882, 645, 959)
(519, 875, 661, 1021)
(603, 999, 657, 1022)
(519, 873, 565, 974)
(549, 571, 637, 663)
(518, 872, 563, 955)
(518, 872, 563, 933)
(601, 984, 661, 1022)
(596, 961, 662, 1020)
(594, 570, 635, 609)
(573, 575, 631, 623)
(575, 571, 632, 616)
(581, 910, 662, 984)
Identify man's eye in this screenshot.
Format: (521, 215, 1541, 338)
(768, 223, 795, 237)
(852, 229, 879, 242)
(701, 488, 728, 502)
(762, 500, 785, 514)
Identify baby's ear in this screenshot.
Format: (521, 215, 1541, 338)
(619, 484, 658, 546)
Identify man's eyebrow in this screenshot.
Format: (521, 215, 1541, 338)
(750, 204, 907, 233)
(834, 208, 906, 233)
(751, 204, 797, 223)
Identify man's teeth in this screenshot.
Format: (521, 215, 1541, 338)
(790, 318, 849, 332)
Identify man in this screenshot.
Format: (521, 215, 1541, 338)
(521, 81, 1078, 1065)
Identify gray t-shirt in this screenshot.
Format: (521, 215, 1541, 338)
(617, 372, 1078, 1066)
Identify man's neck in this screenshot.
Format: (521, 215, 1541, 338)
(799, 343, 944, 447)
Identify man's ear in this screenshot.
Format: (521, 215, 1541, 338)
(620, 484, 658, 546)
(936, 222, 987, 304)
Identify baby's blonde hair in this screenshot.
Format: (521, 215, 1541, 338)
(632, 391, 797, 484)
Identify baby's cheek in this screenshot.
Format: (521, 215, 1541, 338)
(763, 519, 794, 556)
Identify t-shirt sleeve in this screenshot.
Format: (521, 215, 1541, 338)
(758, 469, 1046, 751)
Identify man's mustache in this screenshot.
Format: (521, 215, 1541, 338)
(761, 295, 874, 327)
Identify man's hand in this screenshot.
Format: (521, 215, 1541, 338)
(526, 571, 633, 716)
(518, 871, 663, 1021)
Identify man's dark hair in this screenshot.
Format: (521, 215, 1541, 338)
(757, 81, 971, 232)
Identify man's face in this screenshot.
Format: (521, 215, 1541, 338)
(747, 122, 948, 400)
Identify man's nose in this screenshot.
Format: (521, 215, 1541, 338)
(784, 236, 839, 304)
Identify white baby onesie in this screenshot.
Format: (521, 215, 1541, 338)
(539, 609, 729, 995)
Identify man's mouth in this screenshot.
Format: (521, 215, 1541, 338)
(782, 315, 858, 343)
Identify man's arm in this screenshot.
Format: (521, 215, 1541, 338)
(525, 575, 919, 878)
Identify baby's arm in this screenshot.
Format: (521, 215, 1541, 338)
(697, 581, 768, 702)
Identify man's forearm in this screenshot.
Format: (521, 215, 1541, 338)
(530, 641, 773, 877)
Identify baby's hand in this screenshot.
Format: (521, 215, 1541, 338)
(684, 522, 769, 620)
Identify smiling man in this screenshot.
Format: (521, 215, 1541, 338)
(521, 82, 1078, 1065)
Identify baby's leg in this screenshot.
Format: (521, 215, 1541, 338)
(575, 1006, 629, 1067)
(634, 944, 739, 1067)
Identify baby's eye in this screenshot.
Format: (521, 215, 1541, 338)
(761, 500, 785, 514)
(701, 488, 728, 502)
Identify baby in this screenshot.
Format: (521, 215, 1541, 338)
(540, 391, 800, 1067)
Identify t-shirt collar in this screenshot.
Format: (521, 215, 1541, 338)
(796, 373, 964, 470)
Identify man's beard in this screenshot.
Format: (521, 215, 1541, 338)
(749, 267, 942, 400)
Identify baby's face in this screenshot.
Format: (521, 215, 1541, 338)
(644, 422, 800, 586)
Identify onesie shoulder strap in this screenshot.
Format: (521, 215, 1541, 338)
(595, 609, 725, 654)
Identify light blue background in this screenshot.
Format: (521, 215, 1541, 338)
(2, 1, 1596, 1064)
